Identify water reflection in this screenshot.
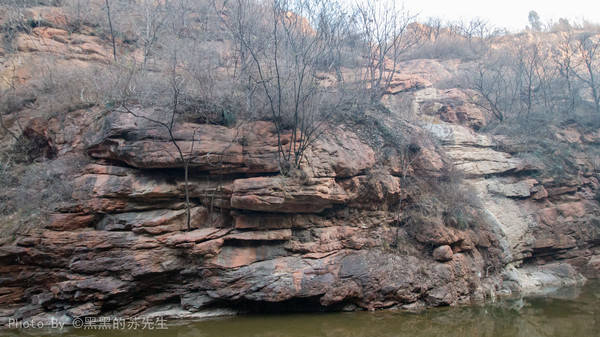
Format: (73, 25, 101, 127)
(3, 281, 598, 337)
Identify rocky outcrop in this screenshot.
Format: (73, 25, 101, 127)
(433, 245, 454, 262)
(426, 123, 524, 177)
(0, 100, 515, 324)
(0, 23, 599, 325)
(378, 58, 600, 297)
(15, 28, 109, 62)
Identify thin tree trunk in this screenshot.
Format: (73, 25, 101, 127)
(0, 113, 20, 142)
(105, 0, 117, 61)
(184, 162, 191, 231)
(589, 67, 600, 114)
(76, 0, 81, 29)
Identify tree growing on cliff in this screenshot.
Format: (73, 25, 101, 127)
(467, 37, 565, 121)
(217, 0, 345, 173)
(573, 33, 600, 114)
(116, 2, 201, 232)
(119, 74, 198, 231)
(515, 40, 543, 116)
(552, 29, 580, 114)
(467, 51, 519, 122)
(104, 0, 117, 61)
(98, 0, 243, 231)
(354, 1, 421, 102)
(138, 0, 168, 67)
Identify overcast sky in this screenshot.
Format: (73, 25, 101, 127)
(366, 0, 600, 32)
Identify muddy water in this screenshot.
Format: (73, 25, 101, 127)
(3, 282, 599, 337)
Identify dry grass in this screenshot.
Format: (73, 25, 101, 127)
(403, 169, 484, 230)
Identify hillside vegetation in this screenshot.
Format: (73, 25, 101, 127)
(1, 0, 599, 231)
(0, 0, 599, 322)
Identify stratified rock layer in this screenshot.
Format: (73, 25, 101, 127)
(1, 28, 599, 325)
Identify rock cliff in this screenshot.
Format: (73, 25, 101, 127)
(1, 4, 599, 325)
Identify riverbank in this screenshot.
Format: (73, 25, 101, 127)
(1, 2, 600, 324)
(2, 281, 598, 337)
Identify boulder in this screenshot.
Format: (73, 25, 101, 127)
(341, 174, 402, 208)
(433, 245, 454, 262)
(412, 221, 462, 246)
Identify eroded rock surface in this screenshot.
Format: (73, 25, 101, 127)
(1, 31, 599, 324)
(0, 106, 513, 322)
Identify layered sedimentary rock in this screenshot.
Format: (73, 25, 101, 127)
(1, 34, 599, 325)
(390, 73, 600, 294)
(0, 109, 508, 323)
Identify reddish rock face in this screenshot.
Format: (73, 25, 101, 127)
(412, 220, 463, 246)
(0, 102, 516, 321)
(46, 213, 97, 231)
(87, 112, 253, 172)
(4, 100, 598, 321)
(1, 22, 599, 322)
(230, 177, 349, 213)
(433, 245, 454, 262)
(86, 112, 378, 179)
(2, 86, 599, 326)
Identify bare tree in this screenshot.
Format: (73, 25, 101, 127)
(138, 0, 167, 67)
(116, 2, 198, 231)
(534, 48, 560, 115)
(397, 143, 420, 181)
(553, 30, 579, 114)
(515, 40, 543, 115)
(573, 33, 600, 114)
(354, 1, 420, 102)
(218, 0, 344, 173)
(119, 67, 198, 231)
(467, 51, 521, 122)
(467, 37, 563, 121)
(104, 0, 117, 61)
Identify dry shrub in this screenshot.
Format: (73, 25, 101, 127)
(0, 88, 36, 114)
(489, 113, 585, 183)
(406, 35, 488, 61)
(30, 60, 127, 115)
(287, 167, 310, 185)
(0, 154, 86, 236)
(403, 168, 483, 230)
(10, 133, 55, 163)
